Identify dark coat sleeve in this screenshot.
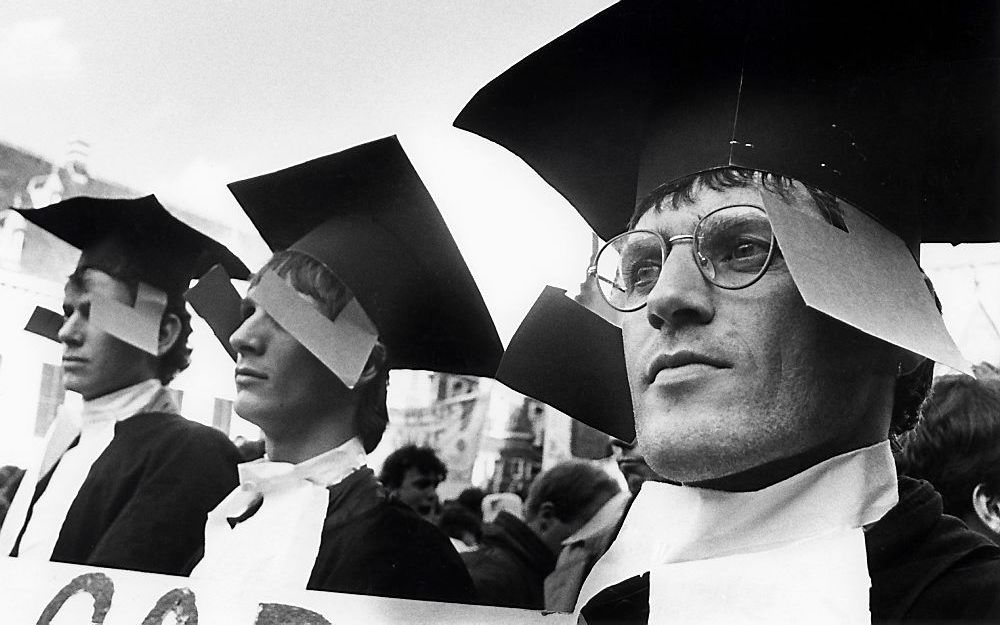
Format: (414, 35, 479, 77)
(53, 416, 240, 575)
(310, 501, 477, 604)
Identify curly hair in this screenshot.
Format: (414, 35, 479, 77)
(897, 375, 1000, 518)
(630, 166, 936, 440)
(252, 250, 390, 453)
(379, 445, 447, 489)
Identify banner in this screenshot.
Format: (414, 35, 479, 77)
(390, 391, 488, 483)
(2, 557, 569, 624)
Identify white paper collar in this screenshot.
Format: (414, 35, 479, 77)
(577, 440, 898, 611)
(238, 436, 367, 495)
(80, 378, 174, 427)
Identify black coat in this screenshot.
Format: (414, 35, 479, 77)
(580, 477, 1000, 624)
(9, 412, 241, 576)
(305, 467, 477, 603)
(461, 511, 556, 609)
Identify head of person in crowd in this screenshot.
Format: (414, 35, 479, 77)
(609, 438, 660, 497)
(440, 500, 482, 549)
(457, 486, 486, 520)
(898, 375, 1000, 544)
(231, 249, 390, 462)
(14, 196, 248, 401)
(524, 461, 622, 555)
(223, 136, 502, 465)
(379, 445, 447, 521)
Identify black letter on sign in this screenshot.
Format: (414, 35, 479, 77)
(256, 603, 332, 625)
(140, 588, 199, 625)
(36, 572, 114, 625)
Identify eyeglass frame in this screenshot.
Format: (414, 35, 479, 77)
(586, 204, 780, 312)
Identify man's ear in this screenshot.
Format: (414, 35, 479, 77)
(972, 483, 1000, 534)
(157, 312, 182, 357)
(356, 358, 379, 386)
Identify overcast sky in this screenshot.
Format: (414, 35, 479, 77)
(1, 1, 997, 360)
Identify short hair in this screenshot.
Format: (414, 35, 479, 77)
(252, 250, 390, 453)
(379, 444, 447, 489)
(629, 166, 934, 439)
(897, 375, 1000, 518)
(68, 266, 193, 385)
(439, 501, 483, 542)
(524, 460, 621, 523)
(457, 487, 486, 520)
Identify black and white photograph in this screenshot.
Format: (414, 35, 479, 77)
(0, 1, 998, 623)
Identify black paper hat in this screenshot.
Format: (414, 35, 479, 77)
(497, 286, 634, 442)
(227, 135, 503, 377)
(455, 0, 1000, 246)
(13, 195, 250, 293)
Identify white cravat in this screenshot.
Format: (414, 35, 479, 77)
(192, 436, 367, 590)
(0, 379, 175, 559)
(576, 441, 899, 624)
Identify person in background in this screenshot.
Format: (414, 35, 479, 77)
(610, 438, 661, 497)
(379, 444, 448, 523)
(439, 500, 482, 553)
(190, 137, 502, 602)
(457, 486, 486, 521)
(898, 375, 1000, 545)
(0, 195, 246, 575)
(463, 460, 621, 609)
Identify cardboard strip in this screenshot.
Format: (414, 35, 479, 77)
(24, 306, 64, 343)
(761, 187, 971, 374)
(497, 286, 635, 442)
(89, 282, 166, 356)
(185, 264, 242, 360)
(251, 270, 378, 389)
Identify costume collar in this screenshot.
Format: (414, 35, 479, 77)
(80, 378, 176, 427)
(238, 436, 367, 495)
(577, 441, 898, 611)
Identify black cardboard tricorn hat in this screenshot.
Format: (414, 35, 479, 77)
(227, 135, 503, 377)
(455, 0, 1000, 246)
(455, 0, 999, 437)
(13, 195, 251, 293)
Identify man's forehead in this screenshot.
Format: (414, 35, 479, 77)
(64, 267, 127, 297)
(635, 179, 820, 228)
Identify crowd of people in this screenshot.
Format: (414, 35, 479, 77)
(0, 1, 998, 622)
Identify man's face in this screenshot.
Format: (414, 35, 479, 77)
(611, 441, 660, 496)
(394, 467, 442, 521)
(623, 183, 895, 484)
(230, 281, 352, 437)
(59, 268, 156, 400)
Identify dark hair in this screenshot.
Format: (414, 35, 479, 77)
(630, 166, 934, 439)
(897, 375, 1000, 518)
(379, 444, 447, 489)
(68, 266, 193, 384)
(524, 460, 621, 523)
(439, 501, 483, 543)
(457, 486, 486, 520)
(252, 250, 390, 453)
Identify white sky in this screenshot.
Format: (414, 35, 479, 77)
(1, 1, 997, 359)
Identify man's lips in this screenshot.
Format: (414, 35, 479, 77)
(644, 350, 731, 383)
(61, 356, 88, 366)
(234, 365, 268, 381)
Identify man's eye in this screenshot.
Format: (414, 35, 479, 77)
(624, 261, 661, 292)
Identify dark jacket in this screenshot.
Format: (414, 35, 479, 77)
(307, 467, 477, 603)
(9, 412, 241, 576)
(461, 510, 556, 609)
(580, 477, 1000, 624)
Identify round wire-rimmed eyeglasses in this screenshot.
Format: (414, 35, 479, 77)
(587, 204, 779, 312)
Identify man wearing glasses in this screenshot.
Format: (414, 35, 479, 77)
(456, 1, 1000, 622)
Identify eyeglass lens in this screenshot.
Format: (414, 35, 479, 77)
(594, 205, 776, 311)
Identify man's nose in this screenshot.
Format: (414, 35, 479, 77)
(229, 311, 264, 355)
(57, 311, 83, 346)
(644, 243, 715, 331)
